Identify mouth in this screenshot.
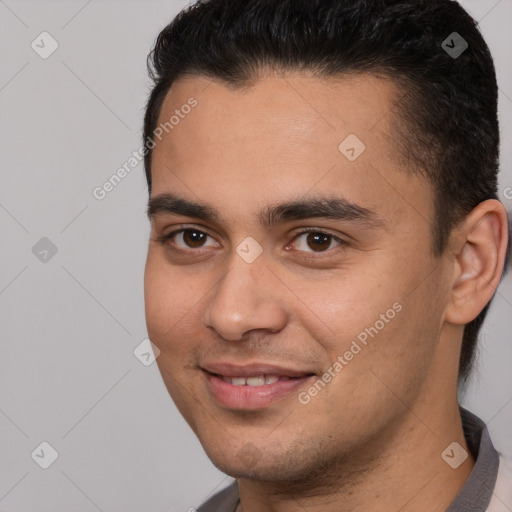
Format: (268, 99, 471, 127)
(201, 363, 316, 410)
(215, 374, 297, 386)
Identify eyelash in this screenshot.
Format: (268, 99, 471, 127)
(156, 226, 347, 258)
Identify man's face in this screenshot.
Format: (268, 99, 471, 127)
(144, 72, 453, 481)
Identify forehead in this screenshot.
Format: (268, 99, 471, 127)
(150, 72, 432, 229)
(155, 71, 402, 155)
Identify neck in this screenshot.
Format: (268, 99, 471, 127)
(236, 400, 474, 512)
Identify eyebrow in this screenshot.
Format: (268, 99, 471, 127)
(147, 192, 385, 230)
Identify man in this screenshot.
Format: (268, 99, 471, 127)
(142, 0, 511, 510)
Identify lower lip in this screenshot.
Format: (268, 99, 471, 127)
(203, 372, 314, 410)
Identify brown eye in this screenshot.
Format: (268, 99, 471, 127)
(166, 229, 217, 250)
(181, 230, 207, 248)
(306, 232, 331, 251)
(292, 231, 343, 253)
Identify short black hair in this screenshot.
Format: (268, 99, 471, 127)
(143, 0, 509, 383)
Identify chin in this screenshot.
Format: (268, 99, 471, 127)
(201, 439, 316, 483)
(207, 453, 286, 481)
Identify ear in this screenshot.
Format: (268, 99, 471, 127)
(444, 199, 509, 325)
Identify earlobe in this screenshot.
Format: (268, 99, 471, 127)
(444, 199, 509, 326)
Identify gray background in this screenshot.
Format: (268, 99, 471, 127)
(0, 0, 510, 510)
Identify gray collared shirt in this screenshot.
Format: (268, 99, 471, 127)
(198, 407, 499, 512)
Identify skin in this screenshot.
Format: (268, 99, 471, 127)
(144, 71, 509, 512)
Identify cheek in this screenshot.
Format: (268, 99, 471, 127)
(144, 251, 199, 345)
(277, 263, 399, 352)
(348, 268, 446, 397)
(289, 254, 439, 380)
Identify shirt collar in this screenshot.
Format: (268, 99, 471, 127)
(446, 406, 500, 511)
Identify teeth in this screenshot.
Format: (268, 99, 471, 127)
(246, 376, 265, 386)
(221, 374, 282, 386)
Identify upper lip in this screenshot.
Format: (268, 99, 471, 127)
(201, 362, 315, 378)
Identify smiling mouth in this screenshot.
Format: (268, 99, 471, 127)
(208, 373, 307, 386)
(202, 368, 316, 410)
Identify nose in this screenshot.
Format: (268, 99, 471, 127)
(202, 252, 288, 341)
